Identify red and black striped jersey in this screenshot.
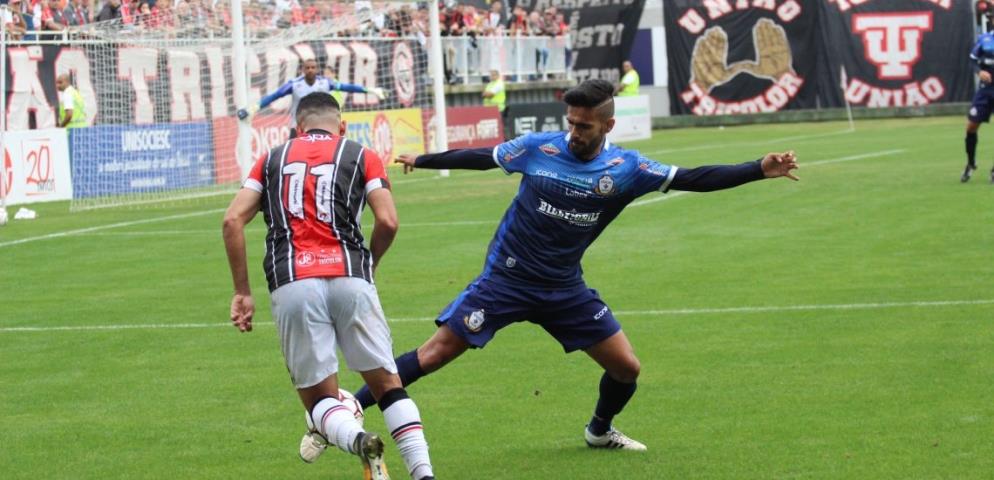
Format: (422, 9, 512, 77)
(243, 131, 390, 292)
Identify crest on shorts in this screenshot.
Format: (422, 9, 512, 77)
(595, 174, 615, 196)
(464, 309, 485, 333)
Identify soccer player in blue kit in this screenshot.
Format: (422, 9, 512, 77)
(354, 79, 799, 450)
(963, 32, 994, 183)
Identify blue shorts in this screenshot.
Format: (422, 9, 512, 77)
(969, 85, 994, 123)
(436, 276, 622, 352)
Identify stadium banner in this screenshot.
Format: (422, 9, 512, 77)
(212, 114, 293, 184)
(607, 95, 652, 143)
(1, 129, 73, 205)
(664, 0, 820, 115)
(212, 108, 426, 182)
(2, 39, 428, 130)
(504, 102, 568, 139)
(422, 106, 505, 151)
(817, 0, 974, 108)
(343, 108, 426, 165)
(69, 122, 216, 199)
(509, 0, 647, 82)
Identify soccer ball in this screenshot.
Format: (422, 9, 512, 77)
(339, 388, 365, 427)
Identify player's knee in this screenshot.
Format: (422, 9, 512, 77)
(610, 358, 640, 383)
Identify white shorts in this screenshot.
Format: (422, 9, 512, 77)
(270, 277, 398, 389)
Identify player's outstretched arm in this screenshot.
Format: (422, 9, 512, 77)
(667, 151, 798, 192)
(331, 80, 386, 100)
(237, 81, 293, 120)
(222, 188, 262, 332)
(367, 188, 399, 274)
(760, 150, 799, 180)
(394, 148, 498, 174)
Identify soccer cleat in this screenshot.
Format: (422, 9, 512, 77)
(298, 430, 328, 464)
(584, 426, 647, 451)
(355, 432, 390, 480)
(990, 168, 994, 184)
(962, 163, 977, 183)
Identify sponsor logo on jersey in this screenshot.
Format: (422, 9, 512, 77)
(535, 169, 559, 179)
(565, 188, 590, 199)
(639, 162, 667, 176)
(594, 174, 615, 196)
(564, 175, 593, 188)
(536, 198, 602, 227)
(539, 143, 561, 156)
(594, 305, 609, 320)
(505, 257, 516, 268)
(464, 309, 486, 332)
(296, 251, 316, 267)
(502, 141, 527, 163)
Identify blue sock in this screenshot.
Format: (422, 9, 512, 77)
(588, 372, 637, 436)
(355, 349, 426, 409)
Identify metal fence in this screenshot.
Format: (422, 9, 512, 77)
(442, 35, 571, 84)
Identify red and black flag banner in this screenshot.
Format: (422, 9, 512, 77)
(817, 0, 974, 108)
(664, 0, 820, 115)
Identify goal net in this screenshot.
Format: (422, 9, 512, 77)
(59, 1, 433, 211)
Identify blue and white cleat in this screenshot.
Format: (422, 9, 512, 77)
(584, 426, 647, 451)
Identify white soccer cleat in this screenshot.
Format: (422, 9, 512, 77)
(584, 426, 647, 451)
(299, 430, 329, 464)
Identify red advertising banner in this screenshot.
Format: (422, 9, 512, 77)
(422, 106, 505, 151)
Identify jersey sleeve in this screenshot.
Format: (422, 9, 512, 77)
(491, 133, 540, 175)
(630, 156, 679, 197)
(259, 80, 294, 109)
(242, 153, 267, 193)
(363, 149, 390, 194)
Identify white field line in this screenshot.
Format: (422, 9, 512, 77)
(2, 299, 991, 333)
(74, 220, 498, 237)
(0, 209, 227, 249)
(642, 129, 856, 156)
(629, 148, 905, 209)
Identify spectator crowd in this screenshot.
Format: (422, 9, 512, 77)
(2, 1, 569, 41)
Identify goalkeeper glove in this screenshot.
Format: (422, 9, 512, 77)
(368, 87, 387, 101)
(236, 104, 259, 121)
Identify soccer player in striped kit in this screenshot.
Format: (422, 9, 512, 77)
(223, 92, 434, 480)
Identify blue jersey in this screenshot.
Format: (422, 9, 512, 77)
(485, 132, 678, 287)
(971, 33, 994, 77)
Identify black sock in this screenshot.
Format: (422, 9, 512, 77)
(354, 350, 426, 409)
(967, 132, 978, 166)
(588, 372, 637, 436)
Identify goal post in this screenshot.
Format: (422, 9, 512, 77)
(40, 0, 447, 211)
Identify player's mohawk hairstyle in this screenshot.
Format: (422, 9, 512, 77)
(563, 80, 615, 109)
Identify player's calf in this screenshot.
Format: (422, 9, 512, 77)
(379, 388, 434, 480)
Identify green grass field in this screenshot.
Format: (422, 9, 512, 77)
(2, 116, 993, 479)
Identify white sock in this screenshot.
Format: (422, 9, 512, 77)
(381, 392, 433, 479)
(311, 397, 363, 455)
